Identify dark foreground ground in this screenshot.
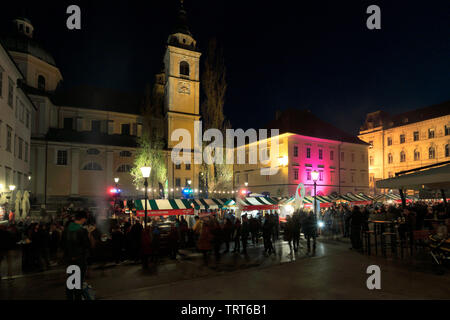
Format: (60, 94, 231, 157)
(1, 237, 449, 300)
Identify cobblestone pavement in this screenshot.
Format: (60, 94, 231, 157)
(1, 237, 449, 300)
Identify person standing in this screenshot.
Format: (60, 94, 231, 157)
(62, 211, 90, 300)
(0, 224, 15, 279)
(262, 218, 275, 255)
(302, 210, 317, 255)
(283, 216, 294, 254)
(292, 212, 301, 252)
(222, 218, 233, 253)
(232, 219, 241, 253)
(348, 206, 364, 251)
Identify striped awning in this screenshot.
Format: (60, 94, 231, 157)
(303, 196, 333, 208)
(238, 196, 279, 211)
(135, 199, 194, 216)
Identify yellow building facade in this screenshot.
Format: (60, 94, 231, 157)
(358, 101, 450, 194)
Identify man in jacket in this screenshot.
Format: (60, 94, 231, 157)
(63, 211, 90, 300)
(348, 206, 364, 251)
(0, 224, 15, 279)
(241, 215, 250, 255)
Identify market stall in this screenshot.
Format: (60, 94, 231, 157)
(134, 199, 194, 216)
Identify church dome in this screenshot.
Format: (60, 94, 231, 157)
(1, 18, 57, 67)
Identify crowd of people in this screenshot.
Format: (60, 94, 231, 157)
(1, 201, 448, 292)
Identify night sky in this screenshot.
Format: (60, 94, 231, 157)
(2, 0, 449, 135)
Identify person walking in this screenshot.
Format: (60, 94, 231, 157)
(210, 219, 223, 264)
(62, 211, 90, 300)
(232, 219, 241, 253)
(197, 219, 213, 266)
(302, 210, 317, 255)
(283, 215, 294, 254)
(141, 225, 152, 269)
(292, 212, 301, 252)
(167, 224, 179, 260)
(262, 218, 275, 255)
(241, 215, 250, 255)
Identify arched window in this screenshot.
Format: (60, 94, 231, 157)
(414, 149, 420, 161)
(388, 153, 393, 164)
(180, 61, 189, 76)
(86, 148, 100, 155)
(117, 164, 132, 172)
(400, 151, 406, 162)
(446, 144, 449, 157)
(429, 147, 435, 159)
(38, 75, 46, 90)
(82, 161, 102, 171)
(369, 156, 374, 166)
(120, 151, 132, 157)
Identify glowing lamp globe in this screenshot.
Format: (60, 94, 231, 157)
(311, 170, 319, 182)
(140, 166, 151, 178)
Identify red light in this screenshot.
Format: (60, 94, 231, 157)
(109, 188, 118, 194)
(241, 189, 247, 195)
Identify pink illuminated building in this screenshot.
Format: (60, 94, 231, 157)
(233, 109, 370, 197)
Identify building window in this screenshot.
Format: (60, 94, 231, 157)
(318, 149, 323, 160)
(26, 111, 30, 128)
(414, 149, 420, 161)
(429, 147, 435, 159)
(180, 61, 190, 76)
(91, 120, 101, 132)
(445, 126, 450, 136)
(293, 145, 298, 157)
(306, 147, 311, 159)
(319, 171, 323, 181)
(56, 150, 68, 165)
(400, 134, 405, 144)
(82, 161, 102, 171)
(63, 118, 73, 130)
(121, 124, 130, 135)
(340, 152, 344, 162)
(175, 164, 181, 170)
(8, 78, 13, 107)
(38, 75, 46, 91)
(185, 178, 190, 186)
(117, 164, 132, 172)
(18, 138, 23, 160)
(306, 170, 311, 181)
(6, 126, 12, 152)
(120, 151, 132, 157)
(330, 171, 334, 183)
(86, 148, 100, 155)
(330, 150, 334, 161)
(25, 142, 28, 162)
(400, 151, 406, 162)
(351, 173, 354, 183)
(387, 137, 392, 146)
(369, 156, 374, 166)
(351, 153, 355, 162)
(428, 129, 435, 139)
(293, 168, 299, 180)
(175, 178, 181, 187)
(388, 153, 393, 164)
(413, 131, 419, 141)
(445, 144, 449, 157)
(185, 164, 191, 170)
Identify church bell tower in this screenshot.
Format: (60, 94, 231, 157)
(164, 0, 201, 149)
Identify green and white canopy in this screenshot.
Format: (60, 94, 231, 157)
(135, 199, 194, 216)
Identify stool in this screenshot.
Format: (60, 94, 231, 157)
(363, 230, 377, 255)
(381, 232, 397, 257)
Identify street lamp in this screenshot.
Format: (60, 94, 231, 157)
(113, 177, 120, 215)
(244, 182, 248, 187)
(140, 166, 151, 227)
(311, 170, 319, 219)
(9, 185, 16, 192)
(114, 177, 119, 184)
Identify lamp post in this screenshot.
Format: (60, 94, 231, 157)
(7, 185, 16, 221)
(311, 170, 319, 220)
(113, 177, 120, 216)
(140, 167, 151, 227)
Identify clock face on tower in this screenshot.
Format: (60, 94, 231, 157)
(177, 80, 191, 95)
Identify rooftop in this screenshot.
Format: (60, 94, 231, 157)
(265, 108, 368, 145)
(51, 85, 143, 115)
